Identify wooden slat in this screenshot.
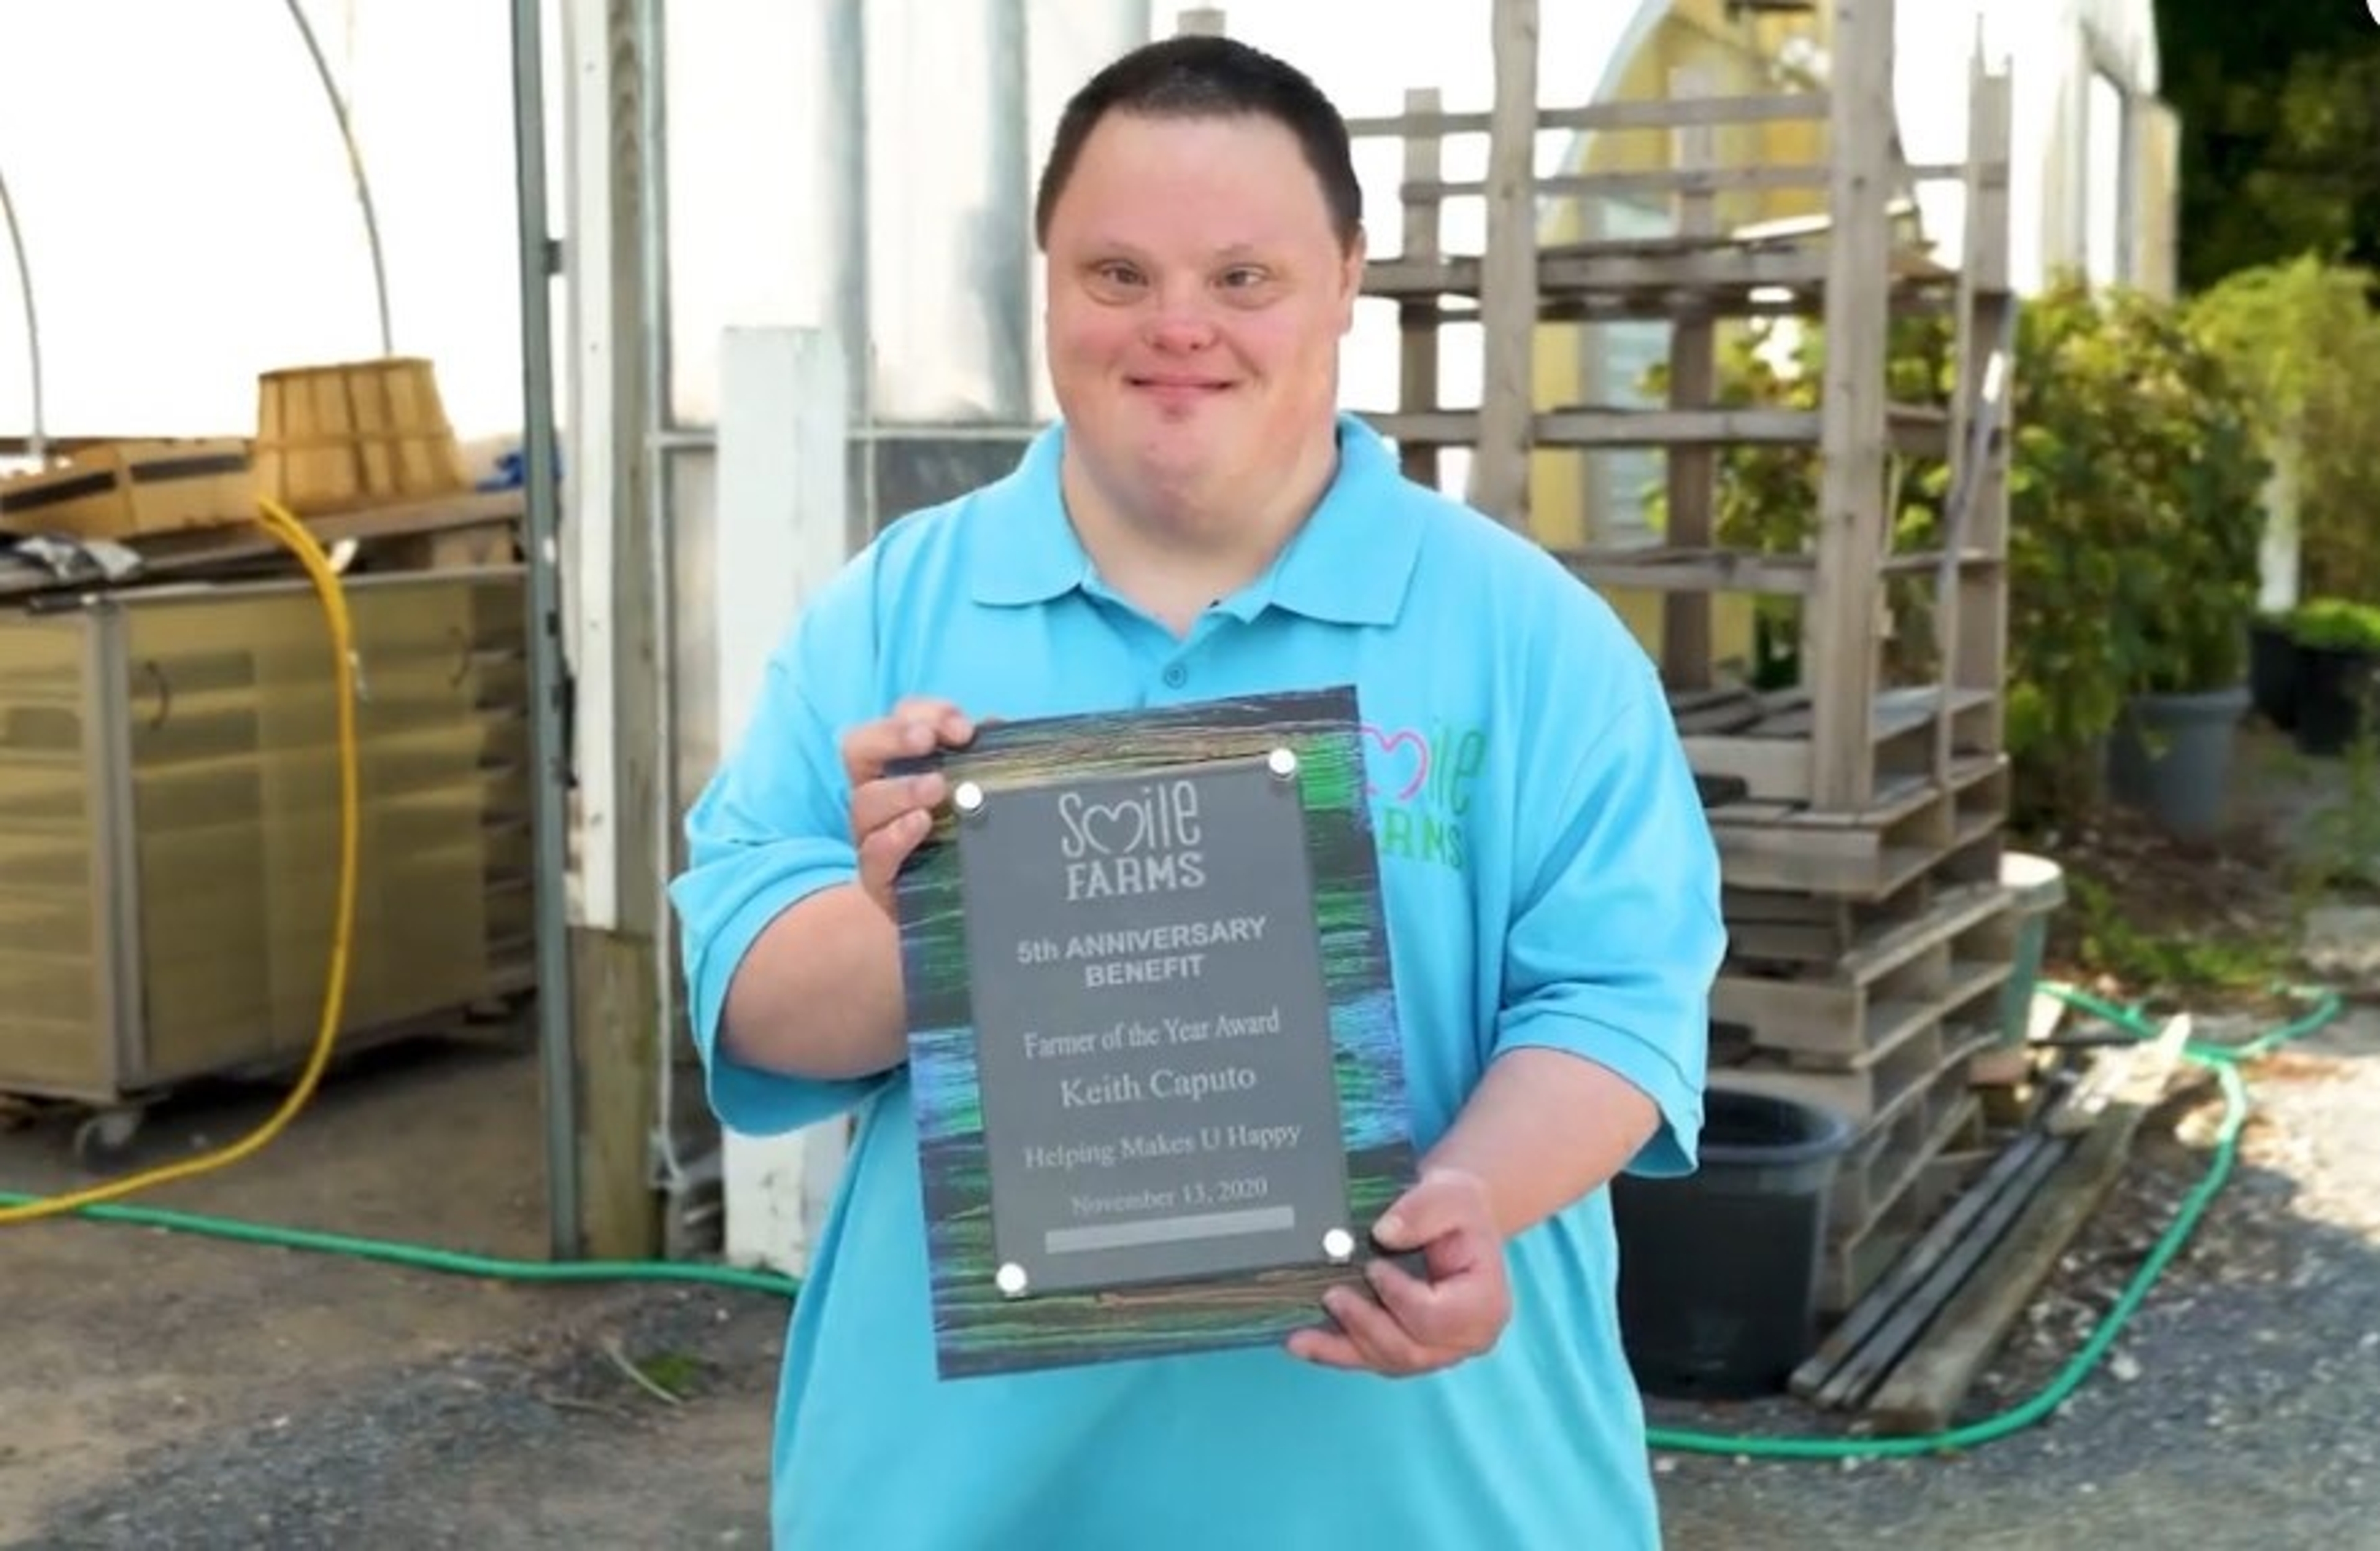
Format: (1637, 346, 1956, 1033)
(1364, 405, 1951, 453)
(1803, 0, 1898, 810)
(1662, 64, 1721, 692)
(1684, 704, 1999, 808)
(1792, 1129, 2066, 1409)
(1360, 244, 1962, 304)
(1341, 91, 1830, 139)
(1859, 1017, 2193, 1433)
(1466, 0, 1539, 528)
(1409, 164, 1832, 201)
(1395, 87, 1443, 491)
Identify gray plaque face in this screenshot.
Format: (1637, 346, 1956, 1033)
(952, 753, 1352, 1297)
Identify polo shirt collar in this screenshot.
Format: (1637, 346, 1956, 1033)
(967, 412, 1426, 627)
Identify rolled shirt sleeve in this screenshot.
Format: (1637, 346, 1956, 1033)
(667, 563, 893, 1137)
(1492, 656, 1726, 1179)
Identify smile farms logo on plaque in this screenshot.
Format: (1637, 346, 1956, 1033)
(890, 686, 1420, 1379)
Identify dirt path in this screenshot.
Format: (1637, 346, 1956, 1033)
(0, 1027, 771, 1551)
(6, 998, 2375, 1548)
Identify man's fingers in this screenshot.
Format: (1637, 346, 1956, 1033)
(841, 715, 937, 777)
(856, 806, 933, 895)
(1283, 1326, 1370, 1372)
(888, 697, 975, 749)
(849, 771, 946, 843)
(1372, 1169, 1492, 1258)
(1323, 1286, 1429, 1374)
(841, 699, 977, 783)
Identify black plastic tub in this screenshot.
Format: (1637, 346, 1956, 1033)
(1613, 1087, 1855, 1400)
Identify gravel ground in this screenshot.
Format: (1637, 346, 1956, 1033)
(9, 1005, 2373, 1549)
(19, 1285, 785, 1550)
(1650, 1003, 2380, 1551)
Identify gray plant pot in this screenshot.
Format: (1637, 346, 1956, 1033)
(2104, 684, 2252, 842)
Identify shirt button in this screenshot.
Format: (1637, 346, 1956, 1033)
(1162, 663, 1188, 689)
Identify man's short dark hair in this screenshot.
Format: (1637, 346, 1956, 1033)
(1033, 35, 1363, 254)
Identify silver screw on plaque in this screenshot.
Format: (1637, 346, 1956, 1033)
(1266, 747, 1300, 781)
(1322, 1227, 1355, 1264)
(953, 780, 987, 819)
(995, 1262, 1029, 1298)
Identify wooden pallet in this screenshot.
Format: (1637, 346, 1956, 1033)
(1710, 880, 2017, 1062)
(1675, 684, 2004, 806)
(1788, 1017, 2193, 1416)
(1824, 1032, 1996, 1227)
(1720, 820, 2004, 968)
(1714, 974, 2004, 1125)
(1344, 9, 2017, 822)
(1821, 1097, 1987, 1315)
(1704, 762, 2009, 898)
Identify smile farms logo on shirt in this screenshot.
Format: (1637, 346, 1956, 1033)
(1360, 720, 1485, 873)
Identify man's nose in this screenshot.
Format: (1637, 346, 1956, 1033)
(1143, 285, 1219, 352)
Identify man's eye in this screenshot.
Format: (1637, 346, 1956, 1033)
(1092, 262, 1143, 288)
(1219, 267, 1266, 288)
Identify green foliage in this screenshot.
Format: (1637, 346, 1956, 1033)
(2285, 726, 2380, 900)
(2157, 2, 2380, 291)
(1679, 275, 2268, 825)
(2286, 597, 2380, 654)
(2065, 871, 2291, 994)
(2188, 255, 2380, 603)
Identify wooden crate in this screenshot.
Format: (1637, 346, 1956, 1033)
(0, 439, 256, 542)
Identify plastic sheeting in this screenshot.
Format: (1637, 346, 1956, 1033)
(0, 0, 540, 448)
(0, 0, 2169, 453)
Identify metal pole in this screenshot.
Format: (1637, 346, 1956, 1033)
(0, 160, 42, 464)
(634, 0, 691, 1219)
(509, 0, 586, 1260)
(281, 0, 395, 356)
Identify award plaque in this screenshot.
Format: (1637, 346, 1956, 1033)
(890, 686, 1420, 1379)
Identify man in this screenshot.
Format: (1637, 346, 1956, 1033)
(671, 33, 1724, 1550)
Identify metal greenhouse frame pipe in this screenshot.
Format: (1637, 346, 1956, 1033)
(507, 0, 586, 1260)
(280, 0, 395, 357)
(0, 160, 42, 463)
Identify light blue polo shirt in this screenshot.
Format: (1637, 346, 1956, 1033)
(671, 412, 1724, 1550)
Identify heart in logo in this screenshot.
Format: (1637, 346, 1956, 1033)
(1360, 723, 1430, 801)
(1070, 797, 1148, 855)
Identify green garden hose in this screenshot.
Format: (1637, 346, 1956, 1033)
(0, 1190, 802, 1296)
(1, 981, 2340, 1462)
(1647, 980, 2343, 1459)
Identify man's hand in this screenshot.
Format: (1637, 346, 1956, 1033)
(841, 697, 976, 914)
(1286, 1168, 1512, 1377)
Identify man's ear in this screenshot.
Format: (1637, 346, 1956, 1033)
(1339, 226, 1369, 330)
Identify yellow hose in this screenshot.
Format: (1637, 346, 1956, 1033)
(0, 495, 359, 1225)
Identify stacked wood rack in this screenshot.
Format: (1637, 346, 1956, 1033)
(1344, 1, 2032, 1403)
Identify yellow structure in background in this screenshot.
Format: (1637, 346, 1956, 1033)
(1527, 0, 1831, 676)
